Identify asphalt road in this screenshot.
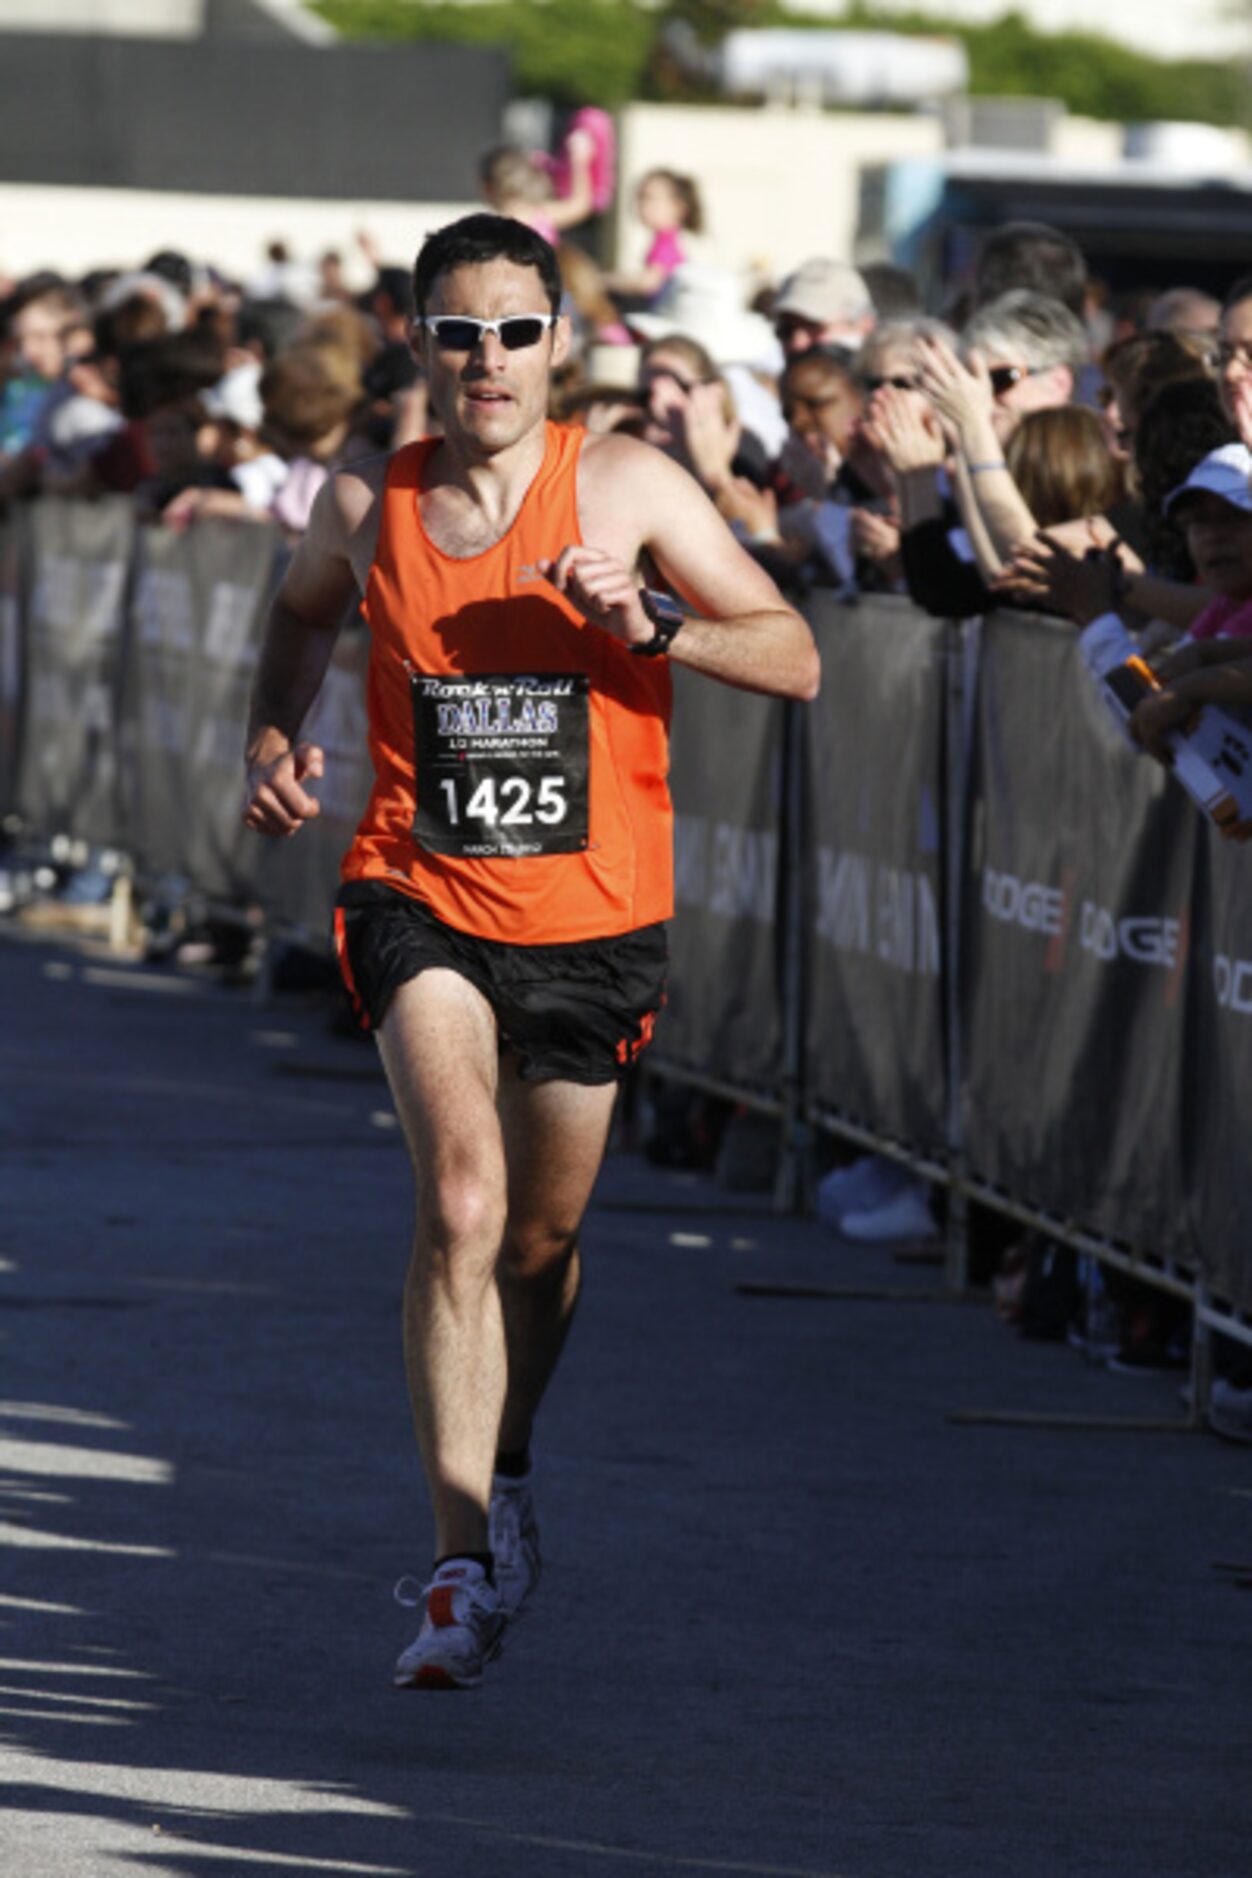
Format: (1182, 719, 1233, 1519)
(1, 923, 1249, 1878)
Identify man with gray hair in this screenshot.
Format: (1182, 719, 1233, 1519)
(1146, 286, 1221, 348)
(959, 289, 1089, 432)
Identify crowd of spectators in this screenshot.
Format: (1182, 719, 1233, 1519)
(3, 157, 1252, 1431)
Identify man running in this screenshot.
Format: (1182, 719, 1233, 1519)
(242, 213, 819, 1691)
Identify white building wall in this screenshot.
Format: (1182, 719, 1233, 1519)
(0, 1, 203, 32)
(614, 102, 945, 285)
(0, 183, 474, 286)
(780, 0, 1251, 63)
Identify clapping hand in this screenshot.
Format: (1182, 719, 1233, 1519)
(992, 536, 1121, 624)
(916, 335, 996, 449)
(861, 385, 945, 476)
(679, 381, 741, 493)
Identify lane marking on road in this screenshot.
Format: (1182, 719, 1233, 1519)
(82, 968, 214, 997)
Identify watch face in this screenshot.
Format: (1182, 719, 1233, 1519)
(641, 588, 684, 628)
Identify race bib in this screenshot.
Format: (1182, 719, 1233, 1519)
(409, 671, 590, 858)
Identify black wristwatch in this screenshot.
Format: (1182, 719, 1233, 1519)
(632, 587, 685, 657)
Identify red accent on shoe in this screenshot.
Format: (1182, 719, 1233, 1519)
(414, 1664, 461, 1691)
(428, 1585, 458, 1627)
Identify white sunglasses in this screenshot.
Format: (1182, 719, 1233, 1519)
(418, 313, 557, 352)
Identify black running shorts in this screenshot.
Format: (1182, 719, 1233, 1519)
(333, 880, 668, 1086)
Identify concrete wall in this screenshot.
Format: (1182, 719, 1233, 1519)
(0, 0, 203, 31)
(0, 35, 507, 200)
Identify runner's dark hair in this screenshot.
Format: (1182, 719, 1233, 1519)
(413, 214, 563, 321)
(1223, 274, 1252, 313)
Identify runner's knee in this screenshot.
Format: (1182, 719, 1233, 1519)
(499, 1219, 580, 1284)
(418, 1165, 507, 1264)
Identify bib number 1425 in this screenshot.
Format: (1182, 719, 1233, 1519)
(410, 671, 590, 859)
(439, 773, 568, 831)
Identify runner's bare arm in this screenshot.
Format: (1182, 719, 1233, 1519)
(555, 437, 819, 700)
(243, 469, 375, 836)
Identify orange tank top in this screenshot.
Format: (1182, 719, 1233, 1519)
(342, 422, 674, 943)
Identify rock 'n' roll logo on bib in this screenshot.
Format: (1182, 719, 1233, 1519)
(409, 671, 591, 858)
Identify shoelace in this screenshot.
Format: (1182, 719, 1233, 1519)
(393, 1571, 496, 1614)
(394, 1574, 425, 1611)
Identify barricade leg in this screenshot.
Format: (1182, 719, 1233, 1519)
(943, 619, 971, 1292)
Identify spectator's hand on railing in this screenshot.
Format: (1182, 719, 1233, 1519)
(778, 430, 838, 502)
(849, 506, 902, 576)
(916, 335, 996, 451)
(991, 536, 1122, 624)
(861, 386, 944, 476)
(162, 487, 259, 530)
(680, 381, 741, 496)
(1128, 688, 1196, 764)
(1151, 633, 1252, 684)
(1151, 640, 1211, 684)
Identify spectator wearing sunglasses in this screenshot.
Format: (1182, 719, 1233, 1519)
(1216, 276, 1252, 454)
(906, 294, 1088, 583)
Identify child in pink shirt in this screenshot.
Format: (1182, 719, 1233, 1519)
(606, 169, 704, 305)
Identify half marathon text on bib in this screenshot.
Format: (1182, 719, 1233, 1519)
(410, 671, 590, 859)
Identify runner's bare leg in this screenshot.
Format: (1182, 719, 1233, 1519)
(377, 977, 618, 1559)
(495, 1063, 618, 1457)
(377, 970, 509, 1562)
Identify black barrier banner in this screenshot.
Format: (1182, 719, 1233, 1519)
(804, 594, 947, 1151)
(262, 623, 374, 939)
(1183, 830, 1252, 1311)
(0, 516, 22, 819)
(124, 519, 280, 901)
(660, 665, 784, 1091)
(15, 498, 134, 845)
(963, 612, 1197, 1261)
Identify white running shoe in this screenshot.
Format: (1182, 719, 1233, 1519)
(393, 1559, 506, 1691)
(488, 1470, 542, 1620)
(840, 1182, 938, 1244)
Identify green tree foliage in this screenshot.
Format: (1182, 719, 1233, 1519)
(310, 1, 1247, 126)
(835, 6, 1247, 128)
(311, 1, 656, 105)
